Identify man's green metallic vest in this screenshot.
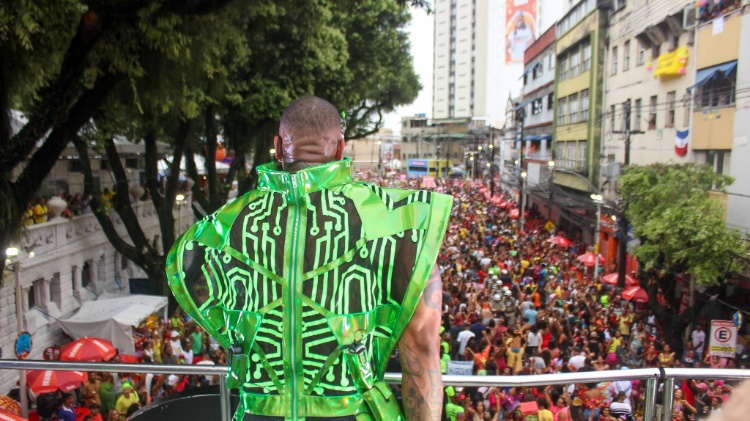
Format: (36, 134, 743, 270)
(166, 158, 452, 421)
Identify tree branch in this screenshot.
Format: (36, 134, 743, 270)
(2, 10, 105, 173)
(13, 74, 119, 208)
(102, 136, 153, 254)
(184, 144, 211, 214)
(72, 135, 147, 269)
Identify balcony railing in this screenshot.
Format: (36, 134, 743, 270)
(1, 360, 748, 421)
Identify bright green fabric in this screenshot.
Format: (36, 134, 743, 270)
(167, 159, 452, 420)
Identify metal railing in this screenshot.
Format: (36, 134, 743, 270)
(1, 360, 748, 421)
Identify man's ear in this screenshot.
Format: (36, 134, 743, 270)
(274, 136, 283, 162)
(335, 138, 345, 161)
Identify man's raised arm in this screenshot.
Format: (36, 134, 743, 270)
(399, 264, 443, 421)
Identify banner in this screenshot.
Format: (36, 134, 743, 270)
(446, 361, 474, 376)
(506, 0, 537, 64)
(654, 46, 689, 78)
(675, 130, 689, 157)
(709, 320, 737, 358)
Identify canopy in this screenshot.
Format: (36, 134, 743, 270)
(690, 61, 737, 90)
(59, 295, 168, 354)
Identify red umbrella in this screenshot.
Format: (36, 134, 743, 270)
(621, 286, 649, 303)
(0, 408, 26, 421)
(0, 397, 20, 416)
(60, 337, 117, 362)
(546, 236, 573, 247)
(576, 252, 605, 267)
(26, 370, 88, 394)
(602, 273, 638, 287)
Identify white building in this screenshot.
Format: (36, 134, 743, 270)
(0, 196, 193, 394)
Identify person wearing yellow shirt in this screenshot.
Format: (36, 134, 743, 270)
(605, 330, 624, 366)
(33, 198, 48, 224)
(24, 203, 35, 226)
(115, 382, 139, 421)
(537, 397, 554, 421)
(618, 307, 635, 343)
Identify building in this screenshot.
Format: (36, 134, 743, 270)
(0, 196, 194, 393)
(602, 1, 695, 187)
(547, 0, 610, 242)
(520, 25, 556, 198)
(345, 129, 401, 171)
(432, 0, 568, 126)
(691, 7, 747, 233)
(552, 0, 609, 193)
(728, 7, 750, 235)
(599, 1, 697, 269)
(432, 0, 490, 120)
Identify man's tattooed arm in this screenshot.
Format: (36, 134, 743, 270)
(399, 265, 443, 421)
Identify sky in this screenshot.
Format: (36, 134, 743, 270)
(382, 7, 435, 136)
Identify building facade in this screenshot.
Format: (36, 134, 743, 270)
(0, 196, 194, 394)
(727, 8, 750, 235)
(552, 0, 609, 193)
(602, 1, 695, 195)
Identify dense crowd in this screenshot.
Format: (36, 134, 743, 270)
(697, 0, 743, 23)
(9, 172, 749, 421)
(363, 173, 750, 421)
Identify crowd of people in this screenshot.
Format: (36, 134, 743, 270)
(9, 172, 750, 421)
(364, 173, 749, 421)
(697, 0, 744, 23)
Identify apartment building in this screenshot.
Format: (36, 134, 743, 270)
(552, 0, 609, 193)
(602, 1, 696, 196)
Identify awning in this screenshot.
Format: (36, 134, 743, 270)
(514, 134, 553, 143)
(690, 61, 738, 90)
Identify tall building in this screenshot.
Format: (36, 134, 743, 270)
(432, 0, 490, 120)
(432, 0, 568, 125)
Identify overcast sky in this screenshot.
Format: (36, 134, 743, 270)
(382, 7, 434, 135)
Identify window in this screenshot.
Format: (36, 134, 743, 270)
(558, 98, 568, 125)
(637, 44, 646, 66)
(570, 47, 580, 78)
(623, 99, 631, 131)
(569, 93, 579, 124)
(666, 91, 676, 127)
(578, 141, 587, 171)
(533, 63, 543, 79)
(611, 105, 616, 130)
(612, 46, 619, 75)
(549, 54, 555, 70)
(557, 142, 566, 166)
(623, 40, 631, 71)
(532, 98, 543, 115)
(634, 99, 642, 131)
(547, 93, 555, 109)
(568, 142, 578, 170)
(559, 55, 568, 81)
(698, 65, 737, 109)
(649, 95, 657, 130)
(580, 90, 589, 121)
(582, 41, 591, 72)
(697, 151, 731, 175)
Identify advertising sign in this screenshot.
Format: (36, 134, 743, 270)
(709, 320, 737, 357)
(446, 361, 474, 376)
(654, 46, 689, 78)
(506, 0, 537, 64)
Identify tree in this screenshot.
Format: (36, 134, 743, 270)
(0, 0, 235, 276)
(621, 163, 748, 351)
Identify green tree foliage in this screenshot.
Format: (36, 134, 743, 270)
(621, 163, 747, 285)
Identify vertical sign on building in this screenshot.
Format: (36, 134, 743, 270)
(506, 0, 537, 64)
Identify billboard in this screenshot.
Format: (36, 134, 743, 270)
(506, 0, 537, 64)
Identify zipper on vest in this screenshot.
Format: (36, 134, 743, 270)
(289, 174, 301, 420)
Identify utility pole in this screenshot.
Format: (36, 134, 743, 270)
(612, 100, 643, 288)
(490, 126, 496, 197)
(515, 103, 526, 230)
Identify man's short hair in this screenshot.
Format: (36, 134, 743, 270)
(279, 96, 341, 142)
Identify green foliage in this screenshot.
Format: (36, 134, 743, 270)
(621, 163, 748, 285)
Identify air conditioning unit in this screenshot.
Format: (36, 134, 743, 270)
(683, 4, 697, 29)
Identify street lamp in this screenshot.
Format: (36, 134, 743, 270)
(269, 148, 276, 156)
(377, 140, 383, 171)
(591, 194, 604, 280)
(6, 246, 28, 418)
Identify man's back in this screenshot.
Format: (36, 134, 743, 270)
(168, 158, 451, 420)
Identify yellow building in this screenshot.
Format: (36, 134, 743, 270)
(552, 0, 609, 192)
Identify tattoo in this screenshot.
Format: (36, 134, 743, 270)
(423, 266, 443, 310)
(400, 343, 443, 421)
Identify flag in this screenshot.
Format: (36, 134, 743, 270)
(676, 130, 689, 156)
